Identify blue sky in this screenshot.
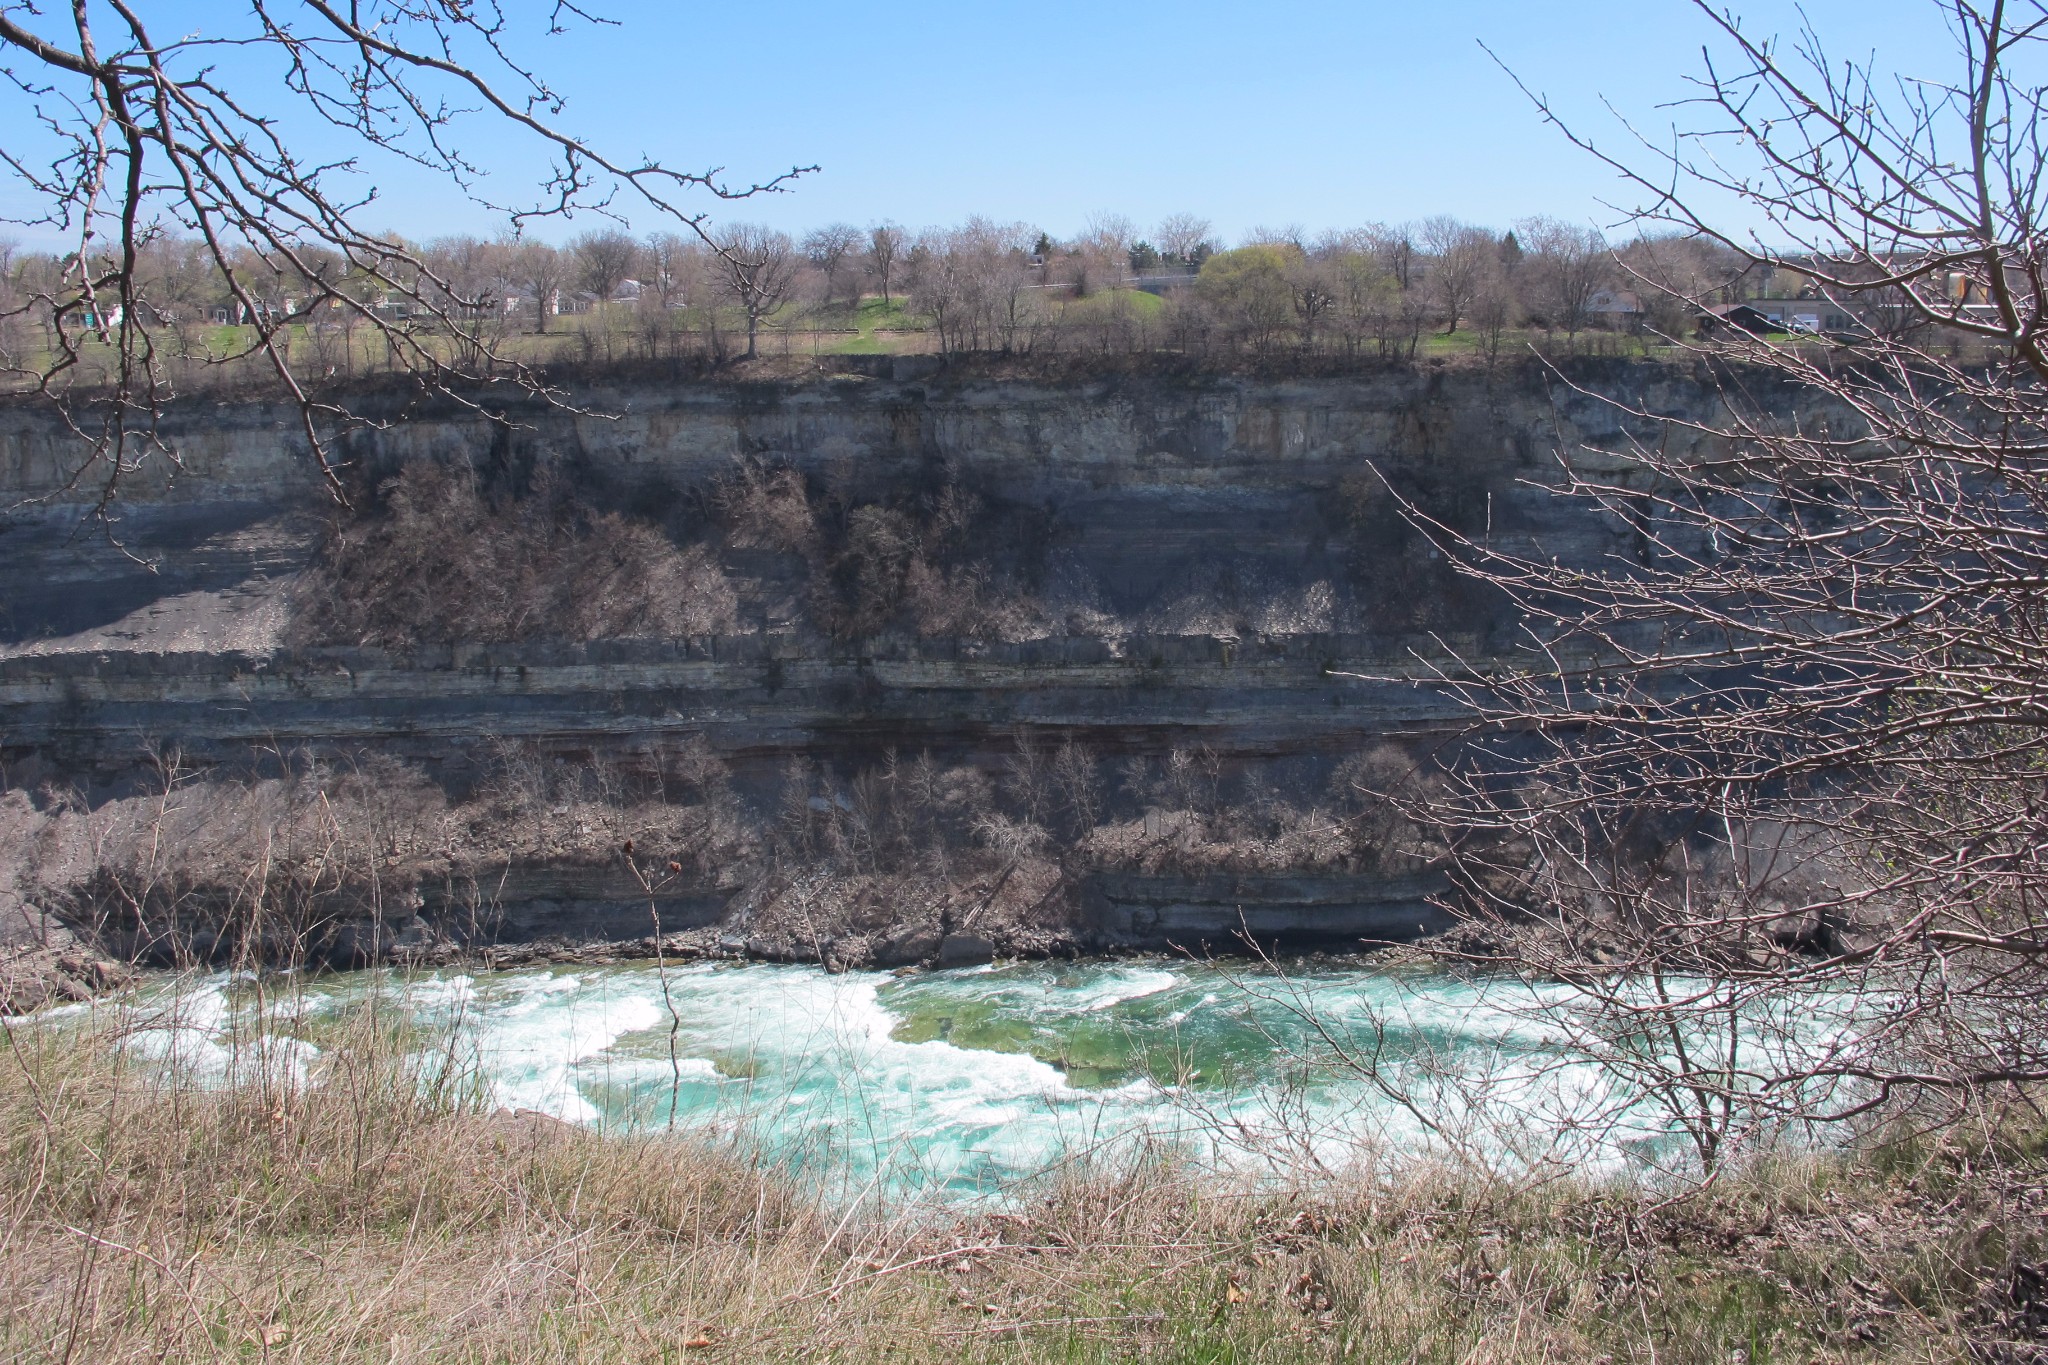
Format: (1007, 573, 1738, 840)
(0, 1, 1952, 248)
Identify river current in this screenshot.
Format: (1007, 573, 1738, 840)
(63, 957, 1843, 1200)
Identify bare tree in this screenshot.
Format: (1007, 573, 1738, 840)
(574, 230, 642, 308)
(905, 229, 969, 352)
(970, 220, 1042, 353)
(709, 223, 798, 359)
(0, 238, 25, 362)
(907, 218, 1040, 355)
(1286, 251, 1338, 349)
(1398, 0, 2048, 1153)
(1154, 212, 1213, 265)
(1241, 223, 1306, 251)
(866, 223, 905, 304)
(1365, 223, 1419, 293)
(1318, 232, 1399, 358)
(643, 232, 704, 312)
(1515, 216, 1608, 342)
(513, 241, 568, 335)
(0, 3, 811, 516)
(1419, 216, 1492, 334)
(1066, 213, 1136, 297)
(1468, 266, 1517, 364)
(1616, 231, 1744, 337)
(802, 223, 864, 307)
(423, 235, 512, 370)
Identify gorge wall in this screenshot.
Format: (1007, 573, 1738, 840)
(0, 358, 1787, 972)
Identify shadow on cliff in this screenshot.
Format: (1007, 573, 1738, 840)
(0, 502, 310, 646)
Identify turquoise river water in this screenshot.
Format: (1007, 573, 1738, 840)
(38, 958, 1853, 1200)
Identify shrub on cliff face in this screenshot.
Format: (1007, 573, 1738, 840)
(289, 464, 738, 646)
(830, 504, 919, 638)
(47, 754, 447, 967)
(903, 558, 1057, 641)
(466, 736, 756, 871)
(716, 459, 1056, 641)
(714, 459, 818, 555)
(1072, 743, 1440, 876)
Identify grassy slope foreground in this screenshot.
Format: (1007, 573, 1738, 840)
(0, 1000, 2043, 1363)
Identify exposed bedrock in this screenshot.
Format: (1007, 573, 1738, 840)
(0, 358, 1810, 645)
(0, 635, 1470, 768)
(0, 360, 1823, 964)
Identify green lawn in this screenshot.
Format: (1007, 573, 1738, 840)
(1060, 287, 1166, 323)
(806, 296, 931, 354)
(822, 332, 890, 355)
(856, 296, 924, 331)
(1416, 327, 1676, 359)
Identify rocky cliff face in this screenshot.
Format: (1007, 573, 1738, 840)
(0, 359, 1806, 966)
(1, 358, 1774, 644)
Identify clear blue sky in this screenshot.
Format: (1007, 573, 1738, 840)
(0, 1, 1954, 248)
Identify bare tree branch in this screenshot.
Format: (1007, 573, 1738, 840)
(0, 1, 815, 520)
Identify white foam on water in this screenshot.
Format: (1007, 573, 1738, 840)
(1073, 967, 1180, 1012)
(634, 964, 1084, 1186)
(405, 970, 666, 1122)
(27, 957, 1870, 1199)
(111, 977, 322, 1088)
(2, 998, 91, 1026)
(402, 974, 476, 1011)
(119, 980, 234, 1076)
(658, 963, 1209, 1192)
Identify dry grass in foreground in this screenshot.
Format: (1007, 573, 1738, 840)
(0, 995, 2042, 1364)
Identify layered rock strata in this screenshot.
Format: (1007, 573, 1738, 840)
(0, 360, 1797, 972)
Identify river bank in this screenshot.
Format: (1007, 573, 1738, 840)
(3, 959, 2039, 1363)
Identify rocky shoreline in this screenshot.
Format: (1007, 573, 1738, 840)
(2, 856, 1456, 1013)
(0, 940, 133, 1014)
